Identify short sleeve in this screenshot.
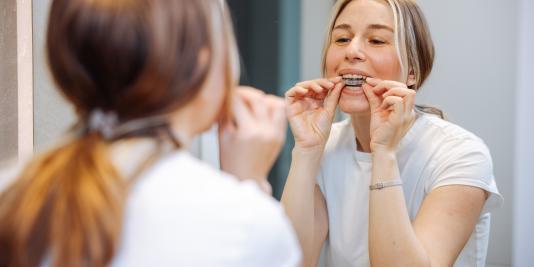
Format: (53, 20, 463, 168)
(240, 196, 302, 267)
(427, 137, 503, 214)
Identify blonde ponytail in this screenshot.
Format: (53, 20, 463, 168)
(0, 134, 126, 267)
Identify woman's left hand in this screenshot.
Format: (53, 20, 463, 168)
(363, 77, 416, 153)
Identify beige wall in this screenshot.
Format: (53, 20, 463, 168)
(1, 0, 34, 164)
(0, 0, 18, 162)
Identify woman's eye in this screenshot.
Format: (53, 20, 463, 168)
(335, 38, 351, 44)
(369, 39, 386, 45)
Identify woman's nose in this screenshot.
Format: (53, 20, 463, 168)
(346, 39, 366, 62)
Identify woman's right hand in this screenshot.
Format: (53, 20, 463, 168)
(219, 87, 287, 191)
(285, 77, 344, 152)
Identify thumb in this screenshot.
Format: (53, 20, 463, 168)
(362, 83, 381, 110)
(324, 82, 343, 115)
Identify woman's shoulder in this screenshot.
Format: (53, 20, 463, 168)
(135, 151, 283, 211)
(129, 151, 298, 235)
(117, 151, 301, 266)
(412, 114, 493, 167)
(415, 115, 502, 214)
(417, 114, 485, 144)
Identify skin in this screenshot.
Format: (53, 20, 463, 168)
(281, 0, 487, 266)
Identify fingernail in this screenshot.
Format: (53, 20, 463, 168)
(330, 76, 342, 82)
(366, 77, 378, 83)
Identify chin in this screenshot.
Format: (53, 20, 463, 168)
(338, 94, 370, 114)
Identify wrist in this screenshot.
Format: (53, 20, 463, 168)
(371, 151, 399, 183)
(371, 149, 397, 162)
(370, 138, 402, 154)
(371, 145, 397, 155)
(291, 146, 323, 166)
(292, 145, 324, 161)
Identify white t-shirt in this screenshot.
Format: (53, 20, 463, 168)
(316, 114, 503, 267)
(0, 149, 301, 267)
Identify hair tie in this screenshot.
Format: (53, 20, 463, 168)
(88, 109, 118, 139)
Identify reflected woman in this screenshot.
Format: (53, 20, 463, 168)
(281, 0, 502, 266)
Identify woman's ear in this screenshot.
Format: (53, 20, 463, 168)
(407, 70, 417, 88)
(197, 47, 210, 69)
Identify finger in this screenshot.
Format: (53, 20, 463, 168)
(309, 82, 326, 94)
(285, 86, 310, 101)
(243, 94, 269, 120)
(265, 95, 288, 137)
(328, 76, 343, 83)
(365, 78, 388, 97)
(379, 95, 403, 111)
(365, 77, 381, 87)
(362, 83, 382, 110)
(302, 97, 320, 110)
(381, 87, 416, 114)
(253, 97, 269, 120)
(231, 94, 254, 127)
(297, 80, 330, 93)
(367, 78, 409, 99)
(286, 99, 310, 117)
(324, 81, 344, 114)
(265, 95, 286, 120)
(236, 88, 269, 120)
(366, 77, 406, 89)
(297, 79, 334, 89)
(315, 79, 336, 89)
(382, 87, 414, 99)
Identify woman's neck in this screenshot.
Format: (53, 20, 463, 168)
(350, 113, 372, 153)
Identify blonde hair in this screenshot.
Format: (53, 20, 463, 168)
(0, 0, 239, 267)
(322, 0, 444, 120)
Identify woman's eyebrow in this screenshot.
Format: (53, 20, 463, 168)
(367, 23, 394, 32)
(333, 23, 393, 33)
(332, 23, 352, 31)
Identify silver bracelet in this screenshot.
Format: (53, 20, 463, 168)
(369, 180, 403, 190)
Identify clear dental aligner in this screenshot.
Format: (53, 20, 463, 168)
(342, 74, 367, 87)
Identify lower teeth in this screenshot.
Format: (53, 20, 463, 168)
(344, 81, 363, 87)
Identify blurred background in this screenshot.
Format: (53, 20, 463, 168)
(1, 0, 532, 266)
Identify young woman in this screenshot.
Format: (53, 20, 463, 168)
(281, 0, 502, 266)
(0, 0, 301, 266)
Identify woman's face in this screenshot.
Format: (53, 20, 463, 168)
(194, 44, 227, 132)
(325, 0, 403, 114)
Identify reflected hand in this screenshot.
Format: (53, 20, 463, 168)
(285, 77, 343, 152)
(363, 77, 416, 153)
(219, 87, 287, 186)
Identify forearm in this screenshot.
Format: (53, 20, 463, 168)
(368, 151, 430, 267)
(281, 147, 323, 263)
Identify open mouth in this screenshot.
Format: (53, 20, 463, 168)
(342, 74, 367, 88)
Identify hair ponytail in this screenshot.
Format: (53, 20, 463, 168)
(0, 134, 126, 267)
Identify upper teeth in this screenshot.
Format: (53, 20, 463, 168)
(342, 74, 366, 80)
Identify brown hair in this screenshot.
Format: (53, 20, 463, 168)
(324, 0, 444, 118)
(0, 0, 239, 266)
